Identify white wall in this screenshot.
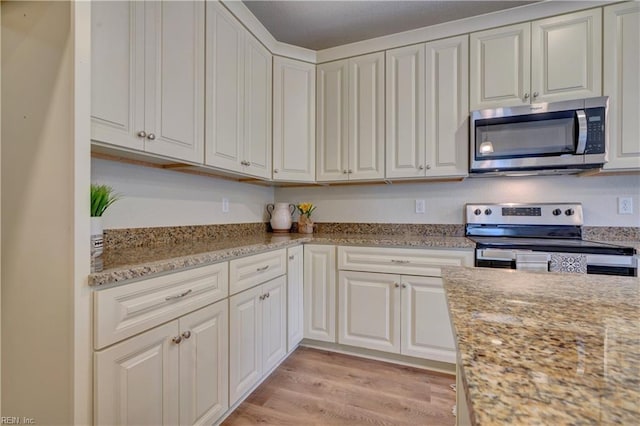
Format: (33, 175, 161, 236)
(92, 158, 275, 229)
(276, 174, 640, 227)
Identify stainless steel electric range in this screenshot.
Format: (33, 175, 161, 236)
(466, 203, 637, 276)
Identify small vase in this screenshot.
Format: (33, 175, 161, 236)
(91, 216, 104, 273)
(267, 203, 295, 233)
(298, 215, 314, 234)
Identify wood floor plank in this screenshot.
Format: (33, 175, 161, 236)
(223, 347, 456, 426)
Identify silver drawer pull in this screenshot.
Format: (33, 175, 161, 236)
(391, 259, 410, 264)
(256, 265, 269, 272)
(165, 289, 192, 301)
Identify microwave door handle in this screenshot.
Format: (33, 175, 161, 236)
(576, 110, 587, 154)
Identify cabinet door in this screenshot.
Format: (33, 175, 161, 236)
(303, 245, 336, 342)
(91, 0, 145, 150)
(469, 23, 530, 110)
(531, 9, 602, 103)
(425, 35, 469, 178)
(229, 285, 262, 405)
(385, 44, 426, 178)
(243, 34, 273, 179)
(287, 246, 304, 351)
(273, 56, 316, 181)
(179, 301, 229, 426)
(349, 52, 385, 181)
(261, 276, 288, 373)
(401, 276, 456, 363)
(603, 2, 640, 171)
(205, 1, 244, 172)
(95, 321, 179, 426)
(316, 59, 349, 182)
(144, 0, 204, 163)
(338, 271, 401, 354)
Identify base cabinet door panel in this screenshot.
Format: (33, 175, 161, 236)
(287, 246, 304, 351)
(179, 301, 229, 426)
(261, 276, 288, 373)
(303, 245, 337, 342)
(95, 321, 180, 426)
(338, 271, 401, 353)
(401, 276, 456, 363)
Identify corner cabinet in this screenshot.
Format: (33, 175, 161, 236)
(317, 52, 385, 182)
(470, 9, 602, 110)
(386, 36, 468, 179)
(91, 0, 205, 163)
(273, 57, 316, 182)
(603, 2, 640, 171)
(205, 1, 272, 179)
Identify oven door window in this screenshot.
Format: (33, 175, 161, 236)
(475, 111, 576, 159)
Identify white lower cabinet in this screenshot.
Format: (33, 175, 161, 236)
(303, 245, 337, 342)
(338, 271, 456, 363)
(95, 300, 229, 426)
(229, 275, 287, 406)
(287, 245, 304, 351)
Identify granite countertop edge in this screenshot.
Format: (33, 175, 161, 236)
(89, 234, 476, 287)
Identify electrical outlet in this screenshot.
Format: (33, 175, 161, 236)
(618, 197, 633, 215)
(222, 198, 229, 213)
(415, 199, 426, 214)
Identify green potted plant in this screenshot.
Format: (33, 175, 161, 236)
(296, 202, 316, 234)
(91, 184, 120, 272)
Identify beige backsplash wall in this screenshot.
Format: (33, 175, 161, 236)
(92, 158, 275, 229)
(276, 174, 640, 227)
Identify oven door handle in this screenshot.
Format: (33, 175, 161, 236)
(575, 110, 587, 154)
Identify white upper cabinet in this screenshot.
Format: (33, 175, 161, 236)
(386, 37, 468, 179)
(470, 23, 531, 110)
(385, 44, 426, 178)
(273, 57, 316, 181)
(205, 2, 272, 179)
(603, 2, 640, 171)
(92, 0, 205, 163)
(425, 35, 469, 178)
(317, 53, 385, 182)
(531, 9, 602, 104)
(470, 9, 601, 110)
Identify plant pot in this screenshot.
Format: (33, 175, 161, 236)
(91, 216, 104, 273)
(298, 216, 314, 234)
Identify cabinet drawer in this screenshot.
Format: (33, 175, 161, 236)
(94, 262, 229, 349)
(229, 249, 286, 295)
(338, 246, 473, 277)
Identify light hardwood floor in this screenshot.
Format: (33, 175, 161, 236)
(223, 347, 456, 425)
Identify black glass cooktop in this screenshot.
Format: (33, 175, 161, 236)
(469, 236, 637, 256)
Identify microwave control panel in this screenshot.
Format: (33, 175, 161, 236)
(585, 107, 606, 154)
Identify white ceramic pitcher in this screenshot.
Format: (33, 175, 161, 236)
(266, 203, 295, 233)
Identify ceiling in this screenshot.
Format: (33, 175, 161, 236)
(242, 1, 537, 51)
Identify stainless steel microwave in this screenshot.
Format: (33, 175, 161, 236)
(469, 97, 608, 176)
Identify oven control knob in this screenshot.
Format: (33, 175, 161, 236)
(484, 208, 492, 216)
(474, 209, 482, 216)
(565, 208, 574, 216)
(552, 209, 562, 216)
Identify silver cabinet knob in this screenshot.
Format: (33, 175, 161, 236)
(533, 92, 539, 98)
(246, 161, 251, 166)
(289, 255, 295, 260)
(147, 133, 156, 140)
(426, 164, 431, 170)
(343, 170, 348, 174)
(172, 336, 182, 344)
(273, 169, 279, 173)
(394, 283, 400, 288)
(265, 292, 270, 298)
(523, 93, 530, 100)
(402, 284, 407, 289)
(181, 331, 191, 339)
(348, 169, 353, 174)
(137, 131, 147, 138)
(259, 294, 265, 301)
(418, 165, 424, 170)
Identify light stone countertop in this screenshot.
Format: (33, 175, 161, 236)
(89, 233, 475, 287)
(442, 266, 640, 425)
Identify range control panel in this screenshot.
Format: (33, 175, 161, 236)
(466, 203, 583, 226)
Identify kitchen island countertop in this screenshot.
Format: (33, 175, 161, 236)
(442, 266, 639, 425)
(90, 233, 475, 287)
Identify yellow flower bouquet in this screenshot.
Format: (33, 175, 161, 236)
(296, 202, 316, 234)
